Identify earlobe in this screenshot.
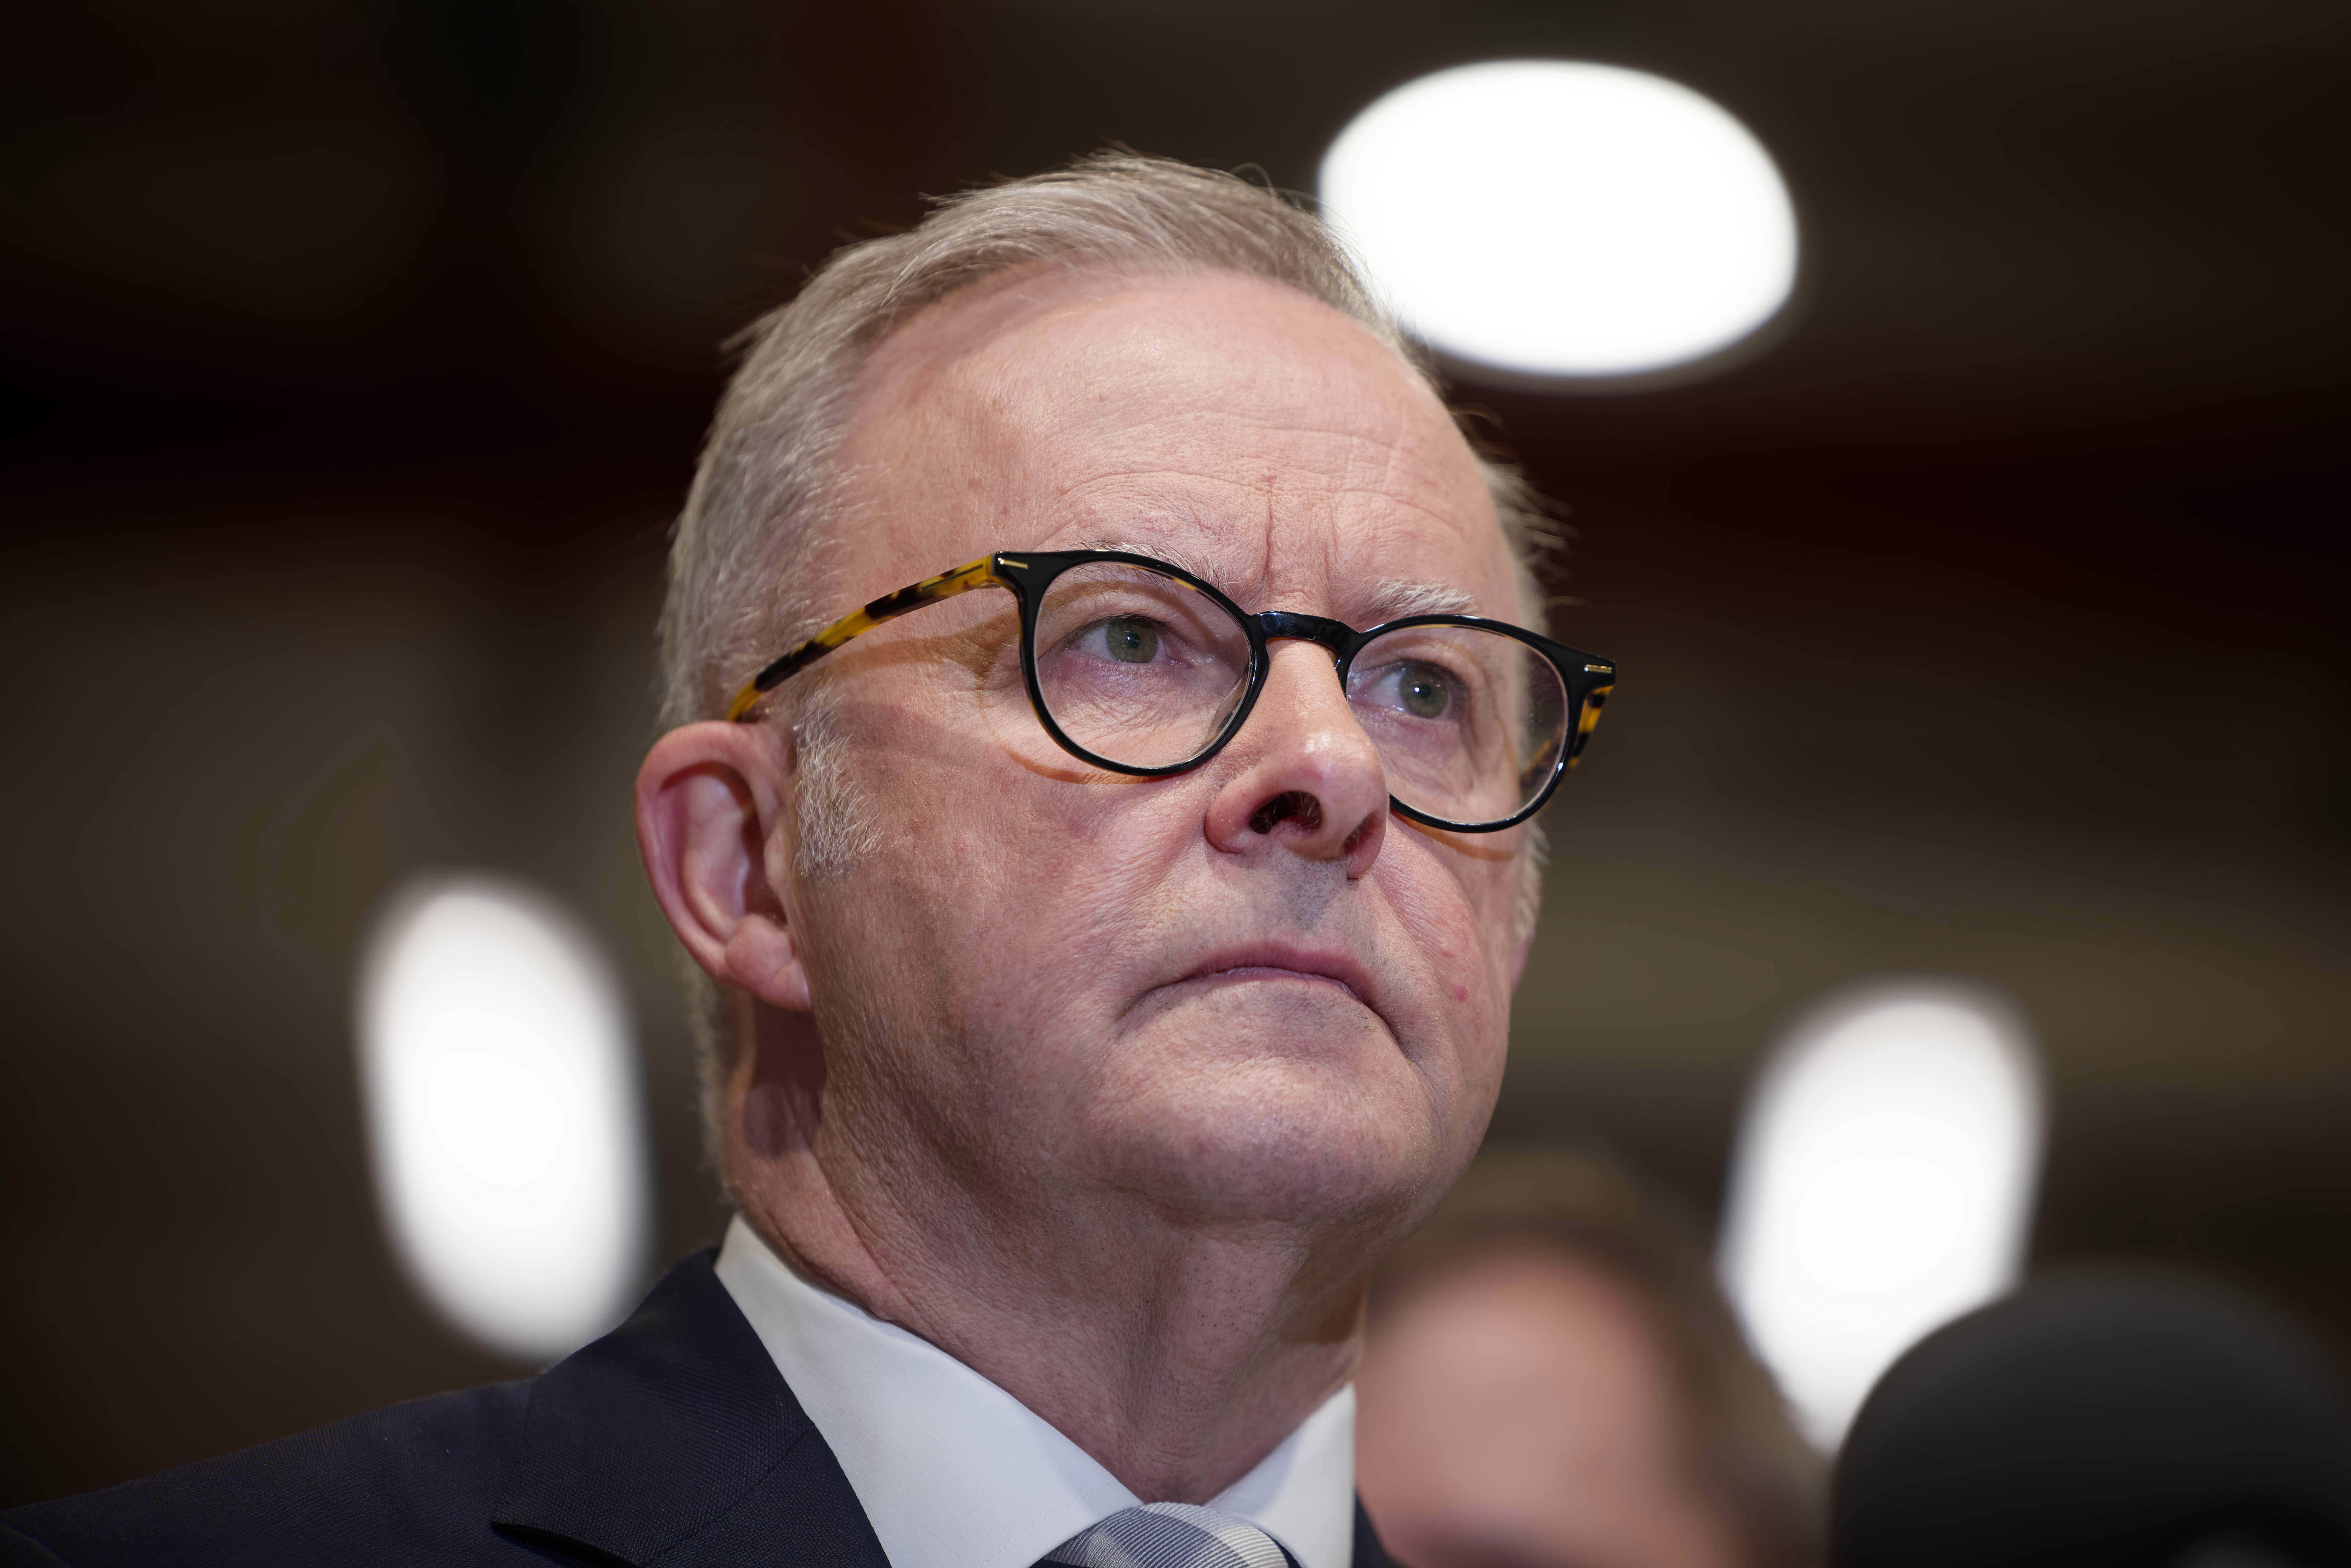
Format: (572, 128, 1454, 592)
(634, 722, 815, 1013)
(720, 903, 814, 1013)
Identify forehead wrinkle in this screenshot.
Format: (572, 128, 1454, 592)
(1053, 463, 1485, 550)
(857, 267, 1508, 613)
(1344, 404, 1431, 511)
(1034, 374, 1458, 480)
(1046, 466, 1501, 618)
(1145, 412, 1458, 508)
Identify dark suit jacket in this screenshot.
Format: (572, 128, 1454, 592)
(4, 1249, 1399, 1568)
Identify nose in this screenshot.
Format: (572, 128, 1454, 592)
(1203, 641, 1388, 876)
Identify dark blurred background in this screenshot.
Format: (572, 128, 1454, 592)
(4, 0, 2347, 1508)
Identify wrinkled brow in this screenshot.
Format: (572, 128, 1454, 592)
(1075, 538, 1479, 623)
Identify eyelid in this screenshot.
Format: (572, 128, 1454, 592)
(1055, 613, 1207, 664)
(1358, 646, 1489, 683)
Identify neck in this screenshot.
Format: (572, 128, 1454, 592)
(723, 1003, 1374, 1501)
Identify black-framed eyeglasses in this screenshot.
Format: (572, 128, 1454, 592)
(726, 549, 1616, 833)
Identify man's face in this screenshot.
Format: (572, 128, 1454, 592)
(767, 268, 1528, 1246)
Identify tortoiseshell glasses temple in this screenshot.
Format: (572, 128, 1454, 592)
(725, 556, 1008, 722)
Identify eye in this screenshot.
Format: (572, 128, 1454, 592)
(1397, 662, 1452, 718)
(1089, 615, 1161, 664)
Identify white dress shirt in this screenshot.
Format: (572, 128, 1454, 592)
(715, 1215, 1357, 1568)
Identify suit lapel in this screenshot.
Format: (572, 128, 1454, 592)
(491, 1248, 1393, 1568)
(490, 1248, 890, 1568)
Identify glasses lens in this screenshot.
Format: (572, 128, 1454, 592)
(1347, 624, 1570, 826)
(1031, 562, 1255, 769)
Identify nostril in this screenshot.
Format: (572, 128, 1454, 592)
(1248, 790, 1324, 836)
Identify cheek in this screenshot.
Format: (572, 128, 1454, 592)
(792, 698, 1035, 1002)
(835, 695, 1181, 1020)
(1377, 833, 1520, 1048)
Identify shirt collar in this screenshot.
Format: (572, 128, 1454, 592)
(715, 1215, 1357, 1568)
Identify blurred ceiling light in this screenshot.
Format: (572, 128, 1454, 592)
(1318, 60, 1798, 383)
(1717, 981, 2044, 1448)
(357, 873, 651, 1363)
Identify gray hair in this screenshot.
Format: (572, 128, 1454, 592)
(657, 152, 1561, 1159)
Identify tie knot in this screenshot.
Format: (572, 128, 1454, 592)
(1043, 1502, 1291, 1568)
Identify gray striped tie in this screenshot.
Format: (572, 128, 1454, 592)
(1043, 1502, 1292, 1568)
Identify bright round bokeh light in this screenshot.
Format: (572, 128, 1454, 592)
(357, 873, 652, 1362)
(1717, 982, 2043, 1448)
(1318, 60, 1798, 379)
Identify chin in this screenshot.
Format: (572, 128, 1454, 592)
(1080, 1015, 1472, 1231)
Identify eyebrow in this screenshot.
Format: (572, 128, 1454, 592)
(1365, 577, 1480, 620)
(1075, 538, 1481, 622)
(1074, 536, 1224, 587)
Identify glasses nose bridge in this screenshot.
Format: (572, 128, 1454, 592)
(1239, 611, 1377, 762)
(1253, 610, 1355, 666)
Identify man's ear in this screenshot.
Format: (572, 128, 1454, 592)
(635, 721, 813, 1013)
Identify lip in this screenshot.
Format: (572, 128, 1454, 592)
(1163, 942, 1379, 1010)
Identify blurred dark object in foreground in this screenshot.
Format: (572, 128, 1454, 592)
(1833, 1272, 2351, 1568)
